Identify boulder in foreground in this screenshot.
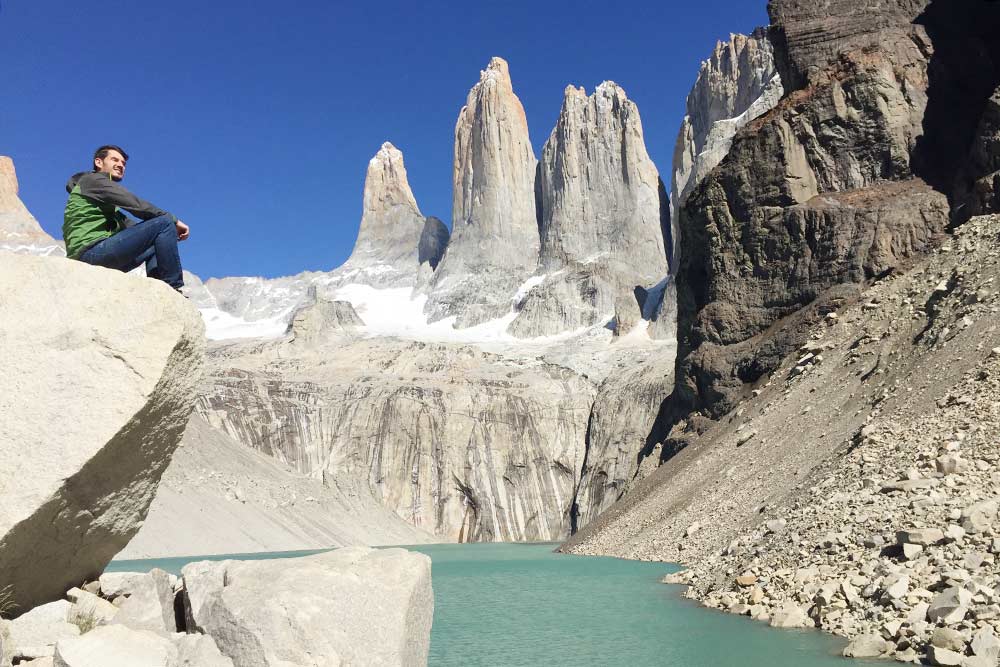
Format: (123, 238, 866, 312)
(182, 547, 433, 667)
(0, 254, 205, 613)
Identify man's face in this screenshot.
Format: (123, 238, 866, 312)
(94, 150, 126, 181)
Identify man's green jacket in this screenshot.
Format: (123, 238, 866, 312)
(63, 171, 176, 259)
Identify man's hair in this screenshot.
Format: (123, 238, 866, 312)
(92, 145, 129, 171)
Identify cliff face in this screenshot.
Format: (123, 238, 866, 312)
(0, 157, 63, 256)
(671, 30, 784, 219)
(671, 3, 953, 421)
(508, 82, 669, 338)
(197, 335, 595, 543)
(767, 0, 931, 90)
(424, 58, 541, 327)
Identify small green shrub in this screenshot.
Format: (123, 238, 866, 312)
(0, 585, 17, 619)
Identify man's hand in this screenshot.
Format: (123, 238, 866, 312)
(176, 219, 190, 241)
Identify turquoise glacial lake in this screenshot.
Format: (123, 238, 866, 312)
(110, 542, 879, 666)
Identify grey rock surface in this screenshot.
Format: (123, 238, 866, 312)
(424, 57, 540, 327)
(509, 82, 668, 338)
(671, 30, 783, 225)
(197, 336, 594, 542)
(0, 157, 63, 256)
(0, 254, 204, 613)
(181, 547, 433, 667)
(109, 569, 176, 634)
(52, 624, 232, 667)
(286, 287, 363, 346)
(338, 142, 442, 287)
(7, 601, 78, 660)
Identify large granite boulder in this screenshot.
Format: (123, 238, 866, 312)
(0, 253, 205, 612)
(424, 57, 540, 327)
(508, 81, 669, 338)
(0, 156, 63, 256)
(181, 547, 433, 667)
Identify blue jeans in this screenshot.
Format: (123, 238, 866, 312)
(79, 215, 183, 289)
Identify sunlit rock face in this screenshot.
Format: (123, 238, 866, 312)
(0, 156, 64, 256)
(339, 141, 448, 287)
(196, 336, 595, 542)
(671, 29, 784, 217)
(423, 57, 541, 328)
(508, 82, 669, 339)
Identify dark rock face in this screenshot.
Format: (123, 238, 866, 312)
(767, 0, 931, 90)
(418, 216, 449, 270)
(671, 2, 957, 421)
(911, 1, 1000, 218)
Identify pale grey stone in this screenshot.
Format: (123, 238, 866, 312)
(928, 587, 973, 624)
(425, 57, 540, 327)
(971, 627, 1000, 661)
(0, 254, 205, 613)
(769, 603, 812, 628)
(182, 547, 433, 667)
(7, 600, 78, 660)
(509, 81, 669, 338)
(53, 625, 174, 667)
(66, 589, 118, 628)
(897, 527, 945, 546)
(171, 634, 234, 667)
(110, 569, 176, 634)
(842, 633, 890, 657)
(927, 646, 966, 666)
(932, 627, 968, 652)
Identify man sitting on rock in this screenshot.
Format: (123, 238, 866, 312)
(63, 145, 189, 291)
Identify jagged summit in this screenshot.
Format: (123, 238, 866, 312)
(422, 56, 540, 327)
(671, 29, 783, 212)
(0, 156, 63, 256)
(507, 79, 669, 339)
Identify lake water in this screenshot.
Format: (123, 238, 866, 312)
(110, 542, 879, 666)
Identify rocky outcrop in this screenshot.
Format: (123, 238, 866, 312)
(286, 287, 363, 346)
(0, 157, 63, 256)
(767, 0, 930, 90)
(118, 415, 432, 558)
(671, 30, 783, 215)
(0, 254, 204, 613)
(671, 10, 949, 420)
(338, 142, 447, 287)
(424, 57, 540, 327)
(182, 548, 433, 667)
(197, 336, 594, 542)
(571, 351, 677, 530)
(508, 82, 669, 338)
(962, 86, 1000, 215)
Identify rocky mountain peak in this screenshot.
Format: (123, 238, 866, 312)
(0, 156, 63, 256)
(508, 80, 669, 338)
(672, 29, 784, 211)
(423, 56, 540, 327)
(339, 142, 445, 287)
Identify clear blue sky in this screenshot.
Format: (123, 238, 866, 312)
(1, 1, 768, 279)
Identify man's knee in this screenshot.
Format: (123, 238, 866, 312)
(144, 215, 175, 234)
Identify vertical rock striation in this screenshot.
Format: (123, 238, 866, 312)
(0, 157, 63, 256)
(424, 57, 540, 327)
(197, 338, 595, 542)
(508, 82, 669, 338)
